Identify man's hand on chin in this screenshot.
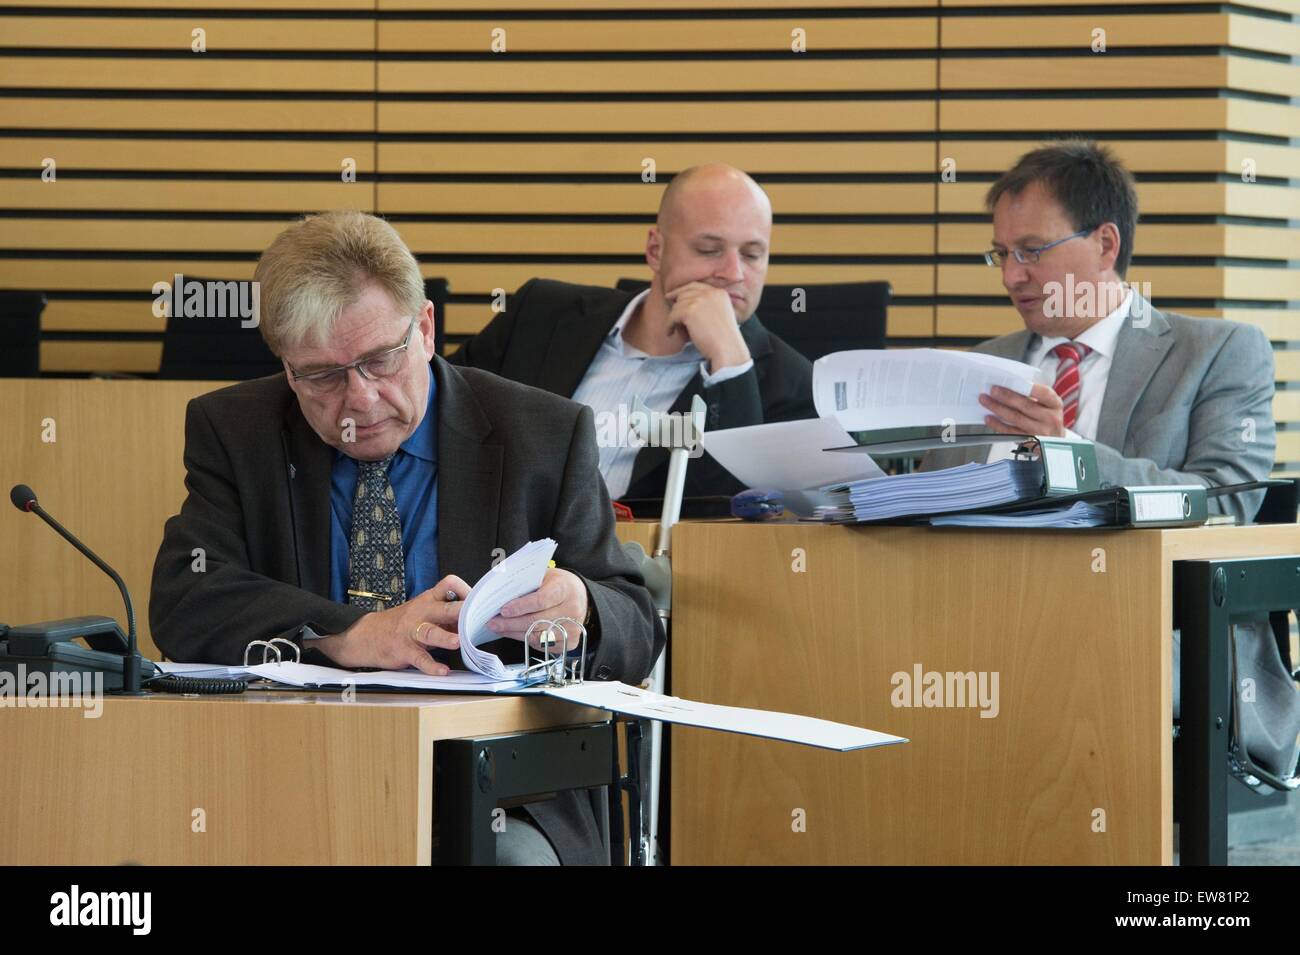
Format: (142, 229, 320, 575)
(665, 281, 751, 374)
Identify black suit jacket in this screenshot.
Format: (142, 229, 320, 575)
(449, 279, 817, 499)
(149, 356, 660, 865)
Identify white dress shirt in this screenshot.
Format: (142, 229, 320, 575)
(986, 288, 1133, 462)
(570, 289, 755, 499)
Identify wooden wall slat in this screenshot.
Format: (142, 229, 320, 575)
(0, 57, 374, 92)
(1276, 433, 1300, 462)
(941, 98, 1300, 138)
(39, 341, 163, 374)
(374, 18, 938, 51)
(0, 259, 256, 291)
(376, 181, 936, 215)
(0, 138, 376, 172)
(3, 219, 937, 256)
(938, 139, 1300, 178)
(0, 98, 376, 132)
(377, 60, 937, 93)
(379, 100, 935, 134)
(378, 140, 935, 174)
(394, 222, 938, 257)
(940, 13, 1300, 56)
(942, 56, 1300, 99)
(3, 0, 370, 9)
(1273, 352, 1300, 381)
(4, 180, 374, 212)
(42, 300, 165, 333)
(942, 0, 1299, 14)
(0, 17, 373, 49)
(376, 0, 935, 8)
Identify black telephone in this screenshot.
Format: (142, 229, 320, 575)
(0, 615, 161, 691)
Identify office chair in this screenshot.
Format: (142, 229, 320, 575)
(0, 291, 46, 376)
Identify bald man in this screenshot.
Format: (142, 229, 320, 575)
(449, 164, 816, 501)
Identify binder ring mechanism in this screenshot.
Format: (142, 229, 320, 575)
(243, 637, 301, 667)
(518, 617, 587, 687)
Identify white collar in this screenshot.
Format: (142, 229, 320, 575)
(1037, 286, 1133, 361)
(609, 289, 651, 340)
(607, 288, 699, 362)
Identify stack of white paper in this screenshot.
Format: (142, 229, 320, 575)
(827, 459, 1042, 522)
(813, 348, 1042, 432)
(457, 538, 558, 680)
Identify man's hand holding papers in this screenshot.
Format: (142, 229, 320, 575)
(979, 382, 1068, 438)
(315, 574, 470, 676)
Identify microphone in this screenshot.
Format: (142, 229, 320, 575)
(9, 484, 143, 694)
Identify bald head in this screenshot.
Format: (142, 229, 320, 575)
(657, 163, 772, 235)
(643, 163, 773, 323)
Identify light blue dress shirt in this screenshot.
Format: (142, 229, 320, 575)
(570, 289, 754, 499)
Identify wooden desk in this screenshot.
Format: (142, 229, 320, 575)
(0, 688, 607, 865)
(668, 521, 1300, 865)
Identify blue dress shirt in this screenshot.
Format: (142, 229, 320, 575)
(329, 365, 439, 604)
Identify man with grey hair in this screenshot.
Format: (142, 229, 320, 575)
(451, 162, 817, 502)
(150, 210, 660, 865)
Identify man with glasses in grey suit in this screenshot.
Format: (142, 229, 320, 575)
(925, 140, 1276, 525)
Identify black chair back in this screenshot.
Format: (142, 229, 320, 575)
(0, 291, 46, 376)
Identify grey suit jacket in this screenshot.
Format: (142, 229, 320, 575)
(150, 356, 661, 864)
(923, 295, 1276, 525)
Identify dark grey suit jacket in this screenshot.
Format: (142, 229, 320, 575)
(923, 296, 1276, 525)
(150, 356, 661, 865)
(448, 279, 817, 500)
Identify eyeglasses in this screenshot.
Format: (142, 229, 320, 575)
(287, 317, 417, 394)
(984, 228, 1093, 267)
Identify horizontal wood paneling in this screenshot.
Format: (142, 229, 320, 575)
(379, 100, 936, 134)
(0, 0, 1294, 481)
(377, 18, 937, 51)
(0, 98, 376, 132)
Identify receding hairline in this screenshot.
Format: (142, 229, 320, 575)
(656, 164, 772, 232)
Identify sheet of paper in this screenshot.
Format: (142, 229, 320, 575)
(457, 538, 558, 680)
(545, 681, 908, 752)
(813, 348, 1041, 431)
(246, 661, 538, 694)
(701, 416, 884, 491)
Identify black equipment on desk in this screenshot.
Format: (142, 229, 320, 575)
(7, 483, 151, 694)
(5, 484, 249, 696)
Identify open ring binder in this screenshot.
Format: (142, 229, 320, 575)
(242, 637, 302, 667)
(518, 616, 587, 687)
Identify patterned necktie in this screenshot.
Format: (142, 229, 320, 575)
(1050, 341, 1092, 431)
(347, 455, 406, 613)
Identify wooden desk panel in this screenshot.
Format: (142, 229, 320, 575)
(669, 522, 1300, 865)
(0, 690, 605, 865)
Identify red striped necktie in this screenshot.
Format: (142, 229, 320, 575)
(1050, 342, 1092, 431)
